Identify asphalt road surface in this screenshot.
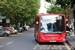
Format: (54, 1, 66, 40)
(0, 28, 74, 50)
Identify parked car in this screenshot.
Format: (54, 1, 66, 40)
(24, 26, 30, 30)
(10, 27, 17, 34)
(22, 27, 27, 31)
(19, 27, 23, 32)
(27, 26, 30, 29)
(3, 27, 13, 34)
(0, 29, 11, 37)
(14, 29, 17, 34)
(14, 27, 23, 32)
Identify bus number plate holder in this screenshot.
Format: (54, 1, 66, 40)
(50, 40, 56, 42)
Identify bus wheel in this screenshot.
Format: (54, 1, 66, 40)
(67, 32, 70, 36)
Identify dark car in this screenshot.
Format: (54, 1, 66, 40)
(22, 27, 27, 31)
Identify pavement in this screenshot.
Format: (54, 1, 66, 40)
(67, 32, 75, 49)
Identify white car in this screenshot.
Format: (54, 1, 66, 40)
(0, 29, 11, 37)
(25, 26, 30, 30)
(10, 27, 17, 34)
(13, 29, 17, 34)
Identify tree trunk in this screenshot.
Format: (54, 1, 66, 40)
(68, 7, 71, 26)
(25, 21, 26, 26)
(23, 21, 25, 26)
(69, 15, 71, 24)
(10, 18, 12, 27)
(16, 21, 18, 27)
(20, 21, 23, 27)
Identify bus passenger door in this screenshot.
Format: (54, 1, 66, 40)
(35, 19, 39, 41)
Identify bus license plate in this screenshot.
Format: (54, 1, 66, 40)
(50, 40, 56, 42)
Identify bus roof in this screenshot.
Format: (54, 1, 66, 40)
(35, 14, 66, 20)
(39, 14, 65, 16)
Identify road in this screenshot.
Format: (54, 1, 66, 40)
(0, 28, 74, 50)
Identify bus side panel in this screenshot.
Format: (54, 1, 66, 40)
(34, 25, 39, 41)
(64, 14, 66, 39)
(34, 28, 36, 39)
(34, 17, 39, 41)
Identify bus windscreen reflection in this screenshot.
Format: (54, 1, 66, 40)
(40, 15, 65, 34)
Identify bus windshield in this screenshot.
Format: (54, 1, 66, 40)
(40, 15, 65, 34)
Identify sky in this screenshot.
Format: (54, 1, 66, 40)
(39, 0, 51, 14)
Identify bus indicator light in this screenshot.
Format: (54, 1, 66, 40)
(64, 39, 66, 41)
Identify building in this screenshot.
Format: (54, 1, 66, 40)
(0, 13, 10, 27)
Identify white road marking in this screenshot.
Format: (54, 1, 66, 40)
(0, 45, 3, 48)
(6, 41, 13, 45)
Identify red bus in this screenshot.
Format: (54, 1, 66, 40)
(34, 14, 66, 42)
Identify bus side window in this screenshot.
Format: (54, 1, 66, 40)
(35, 19, 39, 32)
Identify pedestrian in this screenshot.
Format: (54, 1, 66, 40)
(66, 24, 70, 31)
(72, 25, 74, 32)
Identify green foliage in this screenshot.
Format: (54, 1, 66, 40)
(40, 13, 44, 14)
(26, 18, 35, 26)
(47, 6, 67, 14)
(57, 0, 71, 4)
(46, 0, 56, 4)
(0, 0, 40, 26)
(46, 0, 51, 2)
(56, 0, 74, 8)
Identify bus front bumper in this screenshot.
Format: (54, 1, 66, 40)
(39, 36, 66, 42)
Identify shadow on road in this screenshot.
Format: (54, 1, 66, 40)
(39, 42, 64, 45)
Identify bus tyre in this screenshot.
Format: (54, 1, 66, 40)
(4, 33, 8, 37)
(67, 32, 70, 36)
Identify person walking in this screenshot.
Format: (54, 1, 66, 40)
(66, 24, 70, 31)
(72, 25, 74, 32)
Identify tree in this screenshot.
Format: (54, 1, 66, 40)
(46, 0, 74, 8)
(0, 0, 40, 27)
(47, 6, 67, 14)
(56, 0, 72, 8)
(46, 0, 74, 25)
